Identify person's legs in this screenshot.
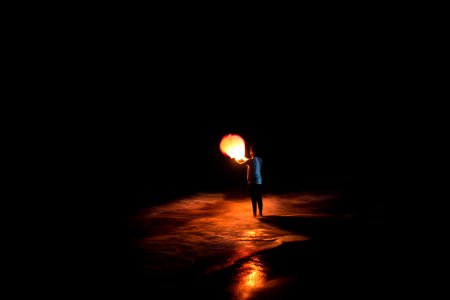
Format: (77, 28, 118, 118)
(249, 184, 257, 217)
(255, 184, 263, 217)
(256, 196, 263, 216)
(251, 197, 257, 217)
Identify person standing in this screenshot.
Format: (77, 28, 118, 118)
(235, 146, 263, 217)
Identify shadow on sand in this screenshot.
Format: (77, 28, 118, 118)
(259, 214, 357, 240)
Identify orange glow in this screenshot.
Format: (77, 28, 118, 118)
(232, 255, 266, 299)
(219, 134, 246, 160)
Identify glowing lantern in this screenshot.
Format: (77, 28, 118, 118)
(219, 134, 247, 161)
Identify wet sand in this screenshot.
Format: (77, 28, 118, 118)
(114, 193, 407, 299)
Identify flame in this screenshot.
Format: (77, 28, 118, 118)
(220, 134, 246, 160)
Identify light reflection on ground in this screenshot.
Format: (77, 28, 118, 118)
(132, 193, 320, 274)
(231, 255, 266, 300)
(130, 192, 342, 298)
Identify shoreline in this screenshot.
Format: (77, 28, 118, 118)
(122, 212, 398, 299)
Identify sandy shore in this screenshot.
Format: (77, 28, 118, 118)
(116, 211, 410, 299)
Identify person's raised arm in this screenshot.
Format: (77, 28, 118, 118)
(234, 157, 249, 164)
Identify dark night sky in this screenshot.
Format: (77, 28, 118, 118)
(78, 102, 399, 213)
(58, 18, 411, 213)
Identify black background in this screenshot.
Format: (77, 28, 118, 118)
(21, 15, 435, 296)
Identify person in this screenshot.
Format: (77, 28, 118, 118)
(235, 146, 263, 217)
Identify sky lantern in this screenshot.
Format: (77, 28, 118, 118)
(219, 134, 247, 161)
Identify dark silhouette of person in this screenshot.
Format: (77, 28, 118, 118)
(235, 146, 263, 217)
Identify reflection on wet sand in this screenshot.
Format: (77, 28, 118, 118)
(132, 193, 319, 275)
(231, 255, 266, 299)
(129, 192, 345, 298)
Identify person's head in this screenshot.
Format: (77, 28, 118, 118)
(249, 146, 257, 157)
